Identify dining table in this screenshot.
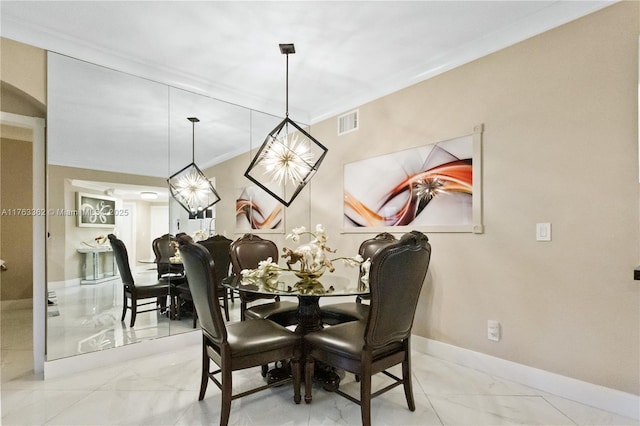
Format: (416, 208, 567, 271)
(221, 270, 369, 390)
(222, 270, 368, 334)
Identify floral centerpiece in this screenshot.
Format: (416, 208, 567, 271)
(241, 224, 370, 287)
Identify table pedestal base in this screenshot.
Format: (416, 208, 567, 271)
(265, 361, 341, 391)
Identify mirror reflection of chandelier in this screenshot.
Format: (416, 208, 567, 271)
(168, 117, 221, 219)
(244, 43, 328, 207)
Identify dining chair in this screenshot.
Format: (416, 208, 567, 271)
(178, 236, 301, 426)
(303, 231, 431, 426)
(152, 233, 186, 319)
(152, 233, 186, 282)
(108, 234, 172, 327)
(197, 235, 233, 321)
(230, 234, 298, 325)
(320, 232, 397, 325)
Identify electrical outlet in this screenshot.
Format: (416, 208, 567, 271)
(487, 320, 501, 342)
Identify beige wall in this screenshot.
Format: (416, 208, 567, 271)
(0, 38, 46, 301)
(208, 3, 640, 395)
(1, 38, 47, 106)
(0, 136, 34, 300)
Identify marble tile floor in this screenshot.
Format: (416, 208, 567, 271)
(2, 302, 638, 425)
(45, 269, 200, 361)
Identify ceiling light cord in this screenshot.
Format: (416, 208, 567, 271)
(187, 116, 199, 163)
(191, 119, 195, 163)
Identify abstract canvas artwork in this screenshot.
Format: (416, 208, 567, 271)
(236, 186, 284, 231)
(344, 129, 482, 232)
(76, 192, 116, 228)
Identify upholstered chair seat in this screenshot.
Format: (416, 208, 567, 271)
(320, 232, 397, 325)
(319, 302, 369, 325)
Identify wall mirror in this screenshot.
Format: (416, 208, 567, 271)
(45, 53, 278, 361)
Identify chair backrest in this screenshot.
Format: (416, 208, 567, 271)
(365, 231, 431, 350)
(358, 233, 397, 286)
(152, 233, 184, 277)
(359, 232, 397, 261)
(230, 234, 279, 274)
(198, 235, 233, 283)
(108, 234, 135, 288)
(178, 237, 227, 343)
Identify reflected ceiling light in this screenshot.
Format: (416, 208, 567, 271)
(140, 191, 158, 200)
(244, 43, 328, 207)
(168, 117, 221, 219)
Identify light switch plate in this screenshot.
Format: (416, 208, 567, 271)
(536, 223, 551, 241)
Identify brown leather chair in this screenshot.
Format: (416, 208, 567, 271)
(303, 231, 431, 426)
(109, 234, 172, 327)
(196, 235, 233, 321)
(152, 233, 186, 282)
(321, 232, 397, 324)
(152, 233, 186, 319)
(178, 236, 301, 425)
(230, 234, 297, 325)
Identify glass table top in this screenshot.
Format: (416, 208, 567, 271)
(222, 271, 369, 297)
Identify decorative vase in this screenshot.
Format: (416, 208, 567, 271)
(294, 268, 325, 282)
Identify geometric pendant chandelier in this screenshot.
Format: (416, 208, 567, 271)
(244, 43, 328, 207)
(168, 117, 221, 219)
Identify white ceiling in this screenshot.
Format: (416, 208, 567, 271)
(1, 1, 615, 182)
(2, 1, 614, 121)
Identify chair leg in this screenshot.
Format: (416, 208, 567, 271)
(220, 359, 232, 426)
(170, 293, 177, 320)
(130, 296, 137, 327)
(292, 357, 301, 404)
(402, 350, 415, 411)
(222, 293, 230, 321)
(229, 288, 234, 303)
(240, 301, 247, 321)
(304, 356, 314, 404)
(192, 305, 197, 328)
(121, 293, 127, 322)
(176, 295, 182, 320)
(198, 338, 209, 400)
(157, 295, 167, 311)
(360, 365, 372, 426)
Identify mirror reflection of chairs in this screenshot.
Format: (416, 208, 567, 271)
(152, 233, 187, 319)
(198, 235, 234, 322)
(303, 231, 432, 426)
(108, 234, 173, 327)
(176, 234, 234, 327)
(178, 236, 301, 426)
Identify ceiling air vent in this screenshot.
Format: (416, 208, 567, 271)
(338, 110, 359, 135)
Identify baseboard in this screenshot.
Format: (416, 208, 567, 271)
(44, 330, 200, 379)
(412, 336, 640, 421)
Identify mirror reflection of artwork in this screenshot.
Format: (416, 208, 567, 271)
(344, 135, 474, 229)
(236, 186, 284, 231)
(76, 192, 116, 227)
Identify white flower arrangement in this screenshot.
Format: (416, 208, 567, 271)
(240, 224, 371, 282)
